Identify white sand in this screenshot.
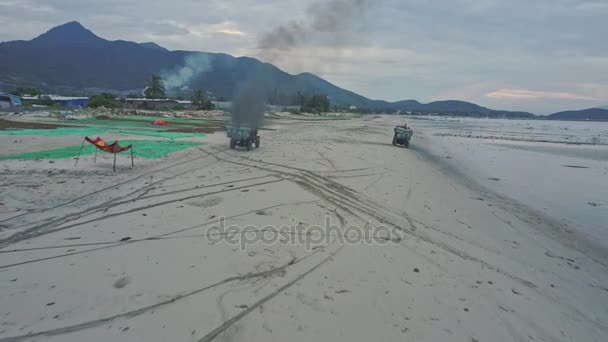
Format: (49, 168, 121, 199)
(0, 116, 607, 342)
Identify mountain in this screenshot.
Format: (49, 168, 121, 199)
(140, 42, 168, 51)
(31, 21, 100, 44)
(0, 21, 535, 117)
(547, 108, 608, 121)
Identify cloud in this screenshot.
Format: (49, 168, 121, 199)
(485, 89, 597, 100)
(188, 22, 248, 38)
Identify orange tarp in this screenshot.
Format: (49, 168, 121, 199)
(85, 136, 132, 154)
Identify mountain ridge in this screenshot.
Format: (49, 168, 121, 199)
(0, 21, 583, 118)
(547, 108, 608, 121)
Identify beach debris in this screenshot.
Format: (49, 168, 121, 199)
(413, 268, 420, 273)
(113, 276, 131, 289)
(46, 302, 56, 306)
(545, 251, 575, 263)
(562, 165, 589, 169)
(120, 237, 132, 242)
(588, 202, 600, 207)
(512, 289, 521, 295)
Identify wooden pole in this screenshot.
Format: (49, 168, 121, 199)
(94, 149, 98, 164)
(74, 138, 86, 167)
(131, 147, 134, 167)
(113, 153, 117, 172)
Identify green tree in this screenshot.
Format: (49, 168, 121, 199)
(301, 94, 330, 113)
(88, 93, 119, 108)
(144, 75, 166, 99)
(34, 95, 55, 106)
(192, 89, 215, 110)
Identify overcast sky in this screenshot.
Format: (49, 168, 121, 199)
(1, 0, 607, 114)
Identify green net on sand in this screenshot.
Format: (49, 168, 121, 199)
(0, 127, 206, 140)
(0, 140, 205, 160)
(117, 130, 206, 139)
(0, 127, 111, 137)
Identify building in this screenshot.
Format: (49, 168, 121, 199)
(21, 95, 88, 107)
(124, 98, 189, 109)
(0, 93, 22, 108)
(52, 96, 88, 107)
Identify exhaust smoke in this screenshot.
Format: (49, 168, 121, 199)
(232, 0, 376, 130)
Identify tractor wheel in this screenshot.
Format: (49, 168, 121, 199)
(256, 136, 260, 148)
(246, 140, 252, 151)
(404, 140, 410, 148)
(392, 137, 397, 146)
(230, 138, 236, 149)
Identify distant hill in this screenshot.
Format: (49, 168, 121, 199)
(140, 42, 168, 51)
(547, 108, 608, 121)
(0, 21, 535, 117)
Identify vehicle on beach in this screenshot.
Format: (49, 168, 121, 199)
(228, 126, 260, 151)
(393, 125, 413, 148)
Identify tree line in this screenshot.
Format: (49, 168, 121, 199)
(10, 75, 332, 113)
(268, 90, 331, 113)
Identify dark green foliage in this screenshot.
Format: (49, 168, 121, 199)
(34, 95, 55, 106)
(144, 75, 166, 99)
(301, 94, 330, 113)
(88, 93, 119, 108)
(192, 89, 215, 110)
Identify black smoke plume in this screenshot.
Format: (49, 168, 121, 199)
(231, 0, 375, 129)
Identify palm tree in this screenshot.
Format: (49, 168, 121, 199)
(144, 75, 166, 99)
(192, 89, 214, 110)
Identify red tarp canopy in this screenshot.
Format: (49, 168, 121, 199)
(151, 120, 168, 126)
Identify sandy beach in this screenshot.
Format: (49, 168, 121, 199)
(1, 115, 607, 342)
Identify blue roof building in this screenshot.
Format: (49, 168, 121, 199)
(0, 93, 22, 108)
